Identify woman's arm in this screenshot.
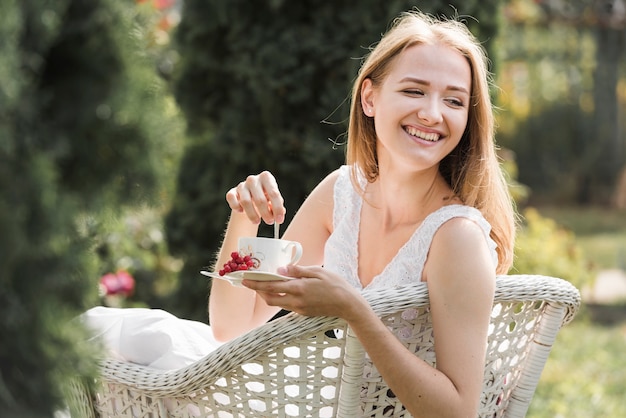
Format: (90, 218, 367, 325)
(280, 169, 337, 265)
(358, 217, 496, 417)
(209, 169, 337, 341)
(209, 210, 278, 341)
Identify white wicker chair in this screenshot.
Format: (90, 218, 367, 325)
(67, 274, 580, 418)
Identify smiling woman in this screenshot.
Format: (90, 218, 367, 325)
(80, 10, 517, 417)
(359, 43, 471, 175)
(210, 10, 517, 417)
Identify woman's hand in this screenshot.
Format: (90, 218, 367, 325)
(226, 171, 286, 225)
(242, 265, 366, 321)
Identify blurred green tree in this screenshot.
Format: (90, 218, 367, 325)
(166, 0, 504, 321)
(498, 0, 625, 205)
(0, 0, 181, 415)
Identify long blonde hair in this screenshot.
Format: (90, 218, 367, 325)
(346, 11, 516, 273)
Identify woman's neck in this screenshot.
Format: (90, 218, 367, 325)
(365, 166, 454, 230)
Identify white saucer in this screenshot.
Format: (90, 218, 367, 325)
(200, 270, 294, 287)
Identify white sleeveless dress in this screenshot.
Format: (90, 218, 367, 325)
(323, 165, 498, 287)
(81, 164, 498, 370)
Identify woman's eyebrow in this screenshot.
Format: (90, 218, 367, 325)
(399, 77, 469, 95)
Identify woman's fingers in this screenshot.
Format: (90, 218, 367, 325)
(225, 171, 286, 225)
(243, 265, 358, 318)
(248, 172, 285, 225)
(244, 278, 309, 312)
(225, 187, 244, 212)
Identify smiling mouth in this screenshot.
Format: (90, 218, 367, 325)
(405, 126, 441, 142)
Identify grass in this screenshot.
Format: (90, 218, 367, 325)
(527, 317, 626, 417)
(525, 205, 626, 417)
(577, 234, 626, 271)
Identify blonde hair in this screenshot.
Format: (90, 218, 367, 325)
(346, 11, 516, 273)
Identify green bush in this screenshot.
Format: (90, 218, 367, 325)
(86, 206, 184, 309)
(512, 207, 594, 290)
(0, 0, 183, 415)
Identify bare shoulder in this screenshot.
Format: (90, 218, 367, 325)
(309, 167, 342, 199)
(433, 216, 488, 251)
(424, 215, 495, 284)
(282, 168, 342, 264)
(297, 168, 341, 215)
(302, 168, 342, 226)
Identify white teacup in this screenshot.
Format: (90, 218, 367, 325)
(238, 237, 303, 274)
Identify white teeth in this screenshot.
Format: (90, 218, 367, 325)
(406, 126, 440, 142)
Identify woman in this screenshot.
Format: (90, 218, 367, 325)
(210, 11, 515, 417)
(82, 10, 515, 417)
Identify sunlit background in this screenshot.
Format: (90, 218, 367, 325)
(1, 0, 624, 416)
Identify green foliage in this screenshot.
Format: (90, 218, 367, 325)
(531, 205, 626, 271)
(500, 149, 531, 204)
(0, 0, 183, 415)
(0, 152, 100, 417)
(85, 206, 184, 309)
(502, 152, 594, 289)
(501, 101, 594, 204)
(527, 319, 626, 417)
(36, 1, 182, 207)
(511, 208, 594, 290)
(167, 0, 505, 321)
(497, 2, 626, 205)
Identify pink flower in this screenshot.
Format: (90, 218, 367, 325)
(153, 0, 175, 9)
(99, 271, 135, 297)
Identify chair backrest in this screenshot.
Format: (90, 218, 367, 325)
(344, 274, 581, 418)
(67, 274, 580, 418)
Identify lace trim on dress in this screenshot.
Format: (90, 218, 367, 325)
(323, 165, 498, 290)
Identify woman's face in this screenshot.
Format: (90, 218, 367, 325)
(361, 43, 471, 174)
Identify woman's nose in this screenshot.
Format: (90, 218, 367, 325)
(417, 99, 443, 124)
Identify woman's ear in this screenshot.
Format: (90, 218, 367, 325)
(361, 78, 375, 117)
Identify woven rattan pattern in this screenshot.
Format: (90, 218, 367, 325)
(68, 275, 580, 418)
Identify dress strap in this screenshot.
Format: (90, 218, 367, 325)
(418, 205, 498, 269)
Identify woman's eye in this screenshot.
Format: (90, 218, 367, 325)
(403, 89, 424, 96)
(446, 98, 464, 107)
